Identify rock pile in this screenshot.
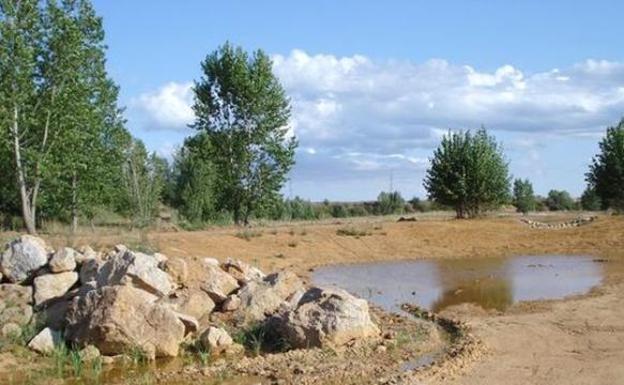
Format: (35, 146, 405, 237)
(520, 216, 597, 229)
(0, 236, 379, 361)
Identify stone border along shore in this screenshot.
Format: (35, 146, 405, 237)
(520, 216, 597, 229)
(376, 304, 486, 384)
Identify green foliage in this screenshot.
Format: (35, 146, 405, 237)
(336, 226, 372, 237)
(580, 187, 602, 211)
(586, 118, 624, 212)
(512, 178, 536, 214)
(424, 128, 511, 218)
(545, 189, 576, 211)
(234, 229, 263, 241)
(192, 42, 297, 225)
(376, 191, 405, 215)
(233, 323, 288, 356)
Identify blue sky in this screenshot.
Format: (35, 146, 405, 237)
(93, 0, 624, 201)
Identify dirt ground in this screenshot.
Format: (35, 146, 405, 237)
(11, 212, 624, 384)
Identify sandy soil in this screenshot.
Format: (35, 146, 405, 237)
(21, 213, 624, 384)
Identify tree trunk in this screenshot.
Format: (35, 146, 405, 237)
(71, 171, 78, 234)
(11, 106, 37, 234)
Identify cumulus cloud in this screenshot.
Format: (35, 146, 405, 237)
(130, 51, 624, 199)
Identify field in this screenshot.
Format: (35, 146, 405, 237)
(2, 212, 624, 384)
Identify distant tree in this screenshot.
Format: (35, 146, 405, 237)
(192, 42, 297, 225)
(376, 191, 405, 215)
(424, 128, 510, 218)
(330, 204, 348, 218)
(172, 134, 217, 223)
(580, 187, 602, 211)
(586, 118, 624, 212)
(512, 178, 536, 214)
(545, 190, 575, 211)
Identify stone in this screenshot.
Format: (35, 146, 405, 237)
(199, 326, 233, 354)
(79, 258, 102, 284)
(202, 258, 220, 267)
(161, 258, 188, 285)
(77, 246, 97, 264)
(153, 253, 168, 265)
(0, 235, 49, 283)
(35, 299, 70, 330)
(65, 285, 185, 359)
(159, 288, 215, 324)
(200, 264, 239, 303)
(28, 327, 63, 354)
(234, 271, 304, 324)
(33, 271, 78, 306)
(221, 259, 265, 284)
(173, 311, 199, 335)
(222, 294, 241, 312)
(279, 287, 380, 348)
(96, 250, 176, 297)
(48, 247, 77, 273)
(0, 284, 34, 327)
(79, 345, 101, 362)
(1, 322, 21, 338)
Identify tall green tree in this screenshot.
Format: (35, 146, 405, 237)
(376, 191, 405, 215)
(512, 178, 536, 214)
(424, 128, 510, 218)
(586, 118, 624, 211)
(545, 189, 576, 211)
(192, 42, 297, 225)
(580, 187, 602, 211)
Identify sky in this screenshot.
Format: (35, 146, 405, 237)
(92, 0, 624, 201)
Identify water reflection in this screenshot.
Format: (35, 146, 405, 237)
(312, 255, 603, 313)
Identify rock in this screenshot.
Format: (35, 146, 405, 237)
(159, 288, 215, 325)
(96, 250, 176, 297)
(35, 299, 70, 330)
(224, 342, 245, 356)
(28, 327, 63, 354)
(153, 253, 168, 265)
(199, 326, 233, 354)
(1, 322, 21, 338)
(48, 248, 77, 273)
(33, 271, 78, 306)
(65, 285, 185, 359)
(202, 258, 220, 267)
(279, 287, 380, 348)
(234, 271, 304, 324)
(161, 258, 188, 285)
(79, 258, 102, 284)
(0, 235, 49, 283)
(0, 284, 34, 326)
(222, 294, 241, 312)
(79, 345, 101, 362)
(221, 259, 265, 284)
(173, 311, 199, 336)
(200, 264, 239, 303)
(76, 246, 97, 264)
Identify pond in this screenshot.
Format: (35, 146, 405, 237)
(312, 255, 605, 313)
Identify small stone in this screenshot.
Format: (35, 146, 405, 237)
(199, 326, 233, 354)
(48, 247, 77, 273)
(79, 345, 101, 362)
(161, 258, 188, 285)
(222, 294, 241, 312)
(375, 345, 387, 353)
(28, 327, 63, 354)
(1, 322, 21, 338)
(33, 271, 79, 306)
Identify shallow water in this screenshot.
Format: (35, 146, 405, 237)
(312, 255, 605, 313)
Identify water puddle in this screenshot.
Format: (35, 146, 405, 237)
(312, 255, 605, 313)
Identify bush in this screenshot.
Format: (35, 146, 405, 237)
(545, 190, 576, 211)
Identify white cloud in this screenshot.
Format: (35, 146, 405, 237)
(131, 82, 194, 131)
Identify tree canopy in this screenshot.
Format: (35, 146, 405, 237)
(586, 118, 624, 212)
(512, 178, 536, 214)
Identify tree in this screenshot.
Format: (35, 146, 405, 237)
(376, 191, 405, 215)
(172, 134, 217, 223)
(512, 178, 536, 214)
(192, 42, 297, 225)
(545, 190, 575, 211)
(586, 118, 624, 211)
(580, 187, 602, 211)
(424, 128, 510, 218)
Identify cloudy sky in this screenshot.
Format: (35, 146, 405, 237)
(93, 0, 624, 201)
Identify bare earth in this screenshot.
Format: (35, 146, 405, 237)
(38, 213, 624, 384)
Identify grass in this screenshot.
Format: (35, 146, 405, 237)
(336, 226, 372, 237)
(232, 323, 289, 356)
(127, 345, 150, 365)
(234, 229, 263, 241)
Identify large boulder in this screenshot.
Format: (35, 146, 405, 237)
(48, 248, 78, 273)
(96, 250, 176, 297)
(199, 326, 233, 354)
(33, 271, 78, 306)
(221, 259, 265, 285)
(65, 285, 185, 359)
(0, 235, 49, 283)
(279, 287, 380, 348)
(0, 284, 34, 327)
(200, 264, 239, 303)
(28, 327, 63, 354)
(160, 288, 215, 325)
(79, 257, 102, 285)
(161, 258, 188, 285)
(234, 271, 304, 325)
